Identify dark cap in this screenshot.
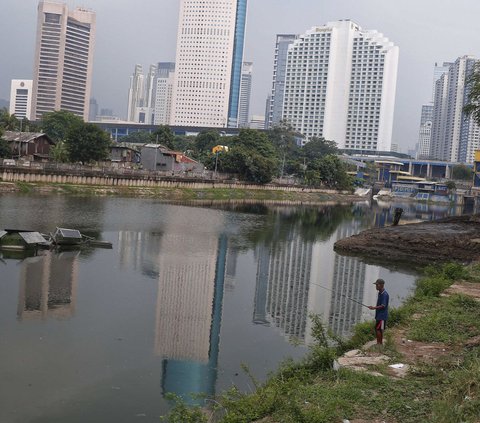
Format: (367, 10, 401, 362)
(374, 278, 385, 285)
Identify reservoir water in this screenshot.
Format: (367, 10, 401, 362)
(0, 195, 458, 422)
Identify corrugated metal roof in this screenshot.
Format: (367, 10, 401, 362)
(0, 231, 7, 239)
(3, 131, 49, 143)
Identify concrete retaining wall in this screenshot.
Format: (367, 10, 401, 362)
(0, 166, 344, 195)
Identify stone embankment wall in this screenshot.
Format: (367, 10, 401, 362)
(0, 165, 344, 195)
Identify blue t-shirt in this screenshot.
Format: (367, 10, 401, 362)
(375, 289, 389, 321)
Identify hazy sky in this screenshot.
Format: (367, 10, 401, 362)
(1, 0, 480, 151)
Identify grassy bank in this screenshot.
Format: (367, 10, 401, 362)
(165, 263, 480, 423)
(0, 181, 359, 204)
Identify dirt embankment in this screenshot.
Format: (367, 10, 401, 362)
(334, 215, 480, 266)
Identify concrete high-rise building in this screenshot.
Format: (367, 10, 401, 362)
(249, 115, 265, 130)
(430, 56, 480, 163)
(416, 104, 434, 159)
(154, 62, 175, 125)
(31, 1, 96, 121)
(266, 34, 298, 130)
(9, 80, 33, 120)
(127, 64, 145, 122)
(270, 21, 399, 151)
(238, 61, 253, 127)
(171, 0, 248, 128)
(415, 63, 450, 159)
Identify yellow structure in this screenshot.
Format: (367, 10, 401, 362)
(212, 145, 229, 154)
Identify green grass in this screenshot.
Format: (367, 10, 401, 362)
(162, 262, 480, 423)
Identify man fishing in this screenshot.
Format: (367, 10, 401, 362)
(368, 279, 389, 346)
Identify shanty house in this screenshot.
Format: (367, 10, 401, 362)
(2, 131, 55, 161)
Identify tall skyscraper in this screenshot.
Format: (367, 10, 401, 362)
(127, 64, 145, 122)
(430, 56, 480, 163)
(171, 0, 248, 128)
(9, 80, 33, 120)
(415, 63, 450, 159)
(31, 1, 96, 121)
(266, 34, 298, 129)
(238, 61, 253, 127)
(88, 98, 98, 122)
(154, 62, 175, 125)
(270, 21, 399, 151)
(416, 104, 434, 159)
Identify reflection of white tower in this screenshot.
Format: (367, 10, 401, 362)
(306, 222, 378, 342)
(17, 251, 79, 320)
(154, 208, 222, 362)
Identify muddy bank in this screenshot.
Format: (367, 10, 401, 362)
(334, 215, 480, 266)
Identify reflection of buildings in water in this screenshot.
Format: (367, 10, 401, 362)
(254, 236, 313, 341)
(117, 231, 163, 278)
(224, 244, 239, 291)
(254, 220, 378, 344)
(152, 206, 228, 400)
(17, 251, 79, 320)
(307, 222, 378, 342)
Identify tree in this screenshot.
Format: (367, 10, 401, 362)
(0, 128, 11, 158)
(152, 125, 175, 150)
(305, 155, 353, 190)
(451, 164, 473, 181)
(65, 121, 111, 163)
(50, 140, 69, 163)
(302, 137, 338, 160)
(195, 130, 221, 153)
(210, 129, 279, 183)
(465, 64, 480, 126)
(0, 108, 19, 130)
(41, 110, 83, 143)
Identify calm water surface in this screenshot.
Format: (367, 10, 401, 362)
(0, 195, 459, 422)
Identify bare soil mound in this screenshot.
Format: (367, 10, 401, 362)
(334, 215, 480, 266)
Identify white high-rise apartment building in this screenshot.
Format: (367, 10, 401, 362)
(274, 20, 398, 151)
(154, 63, 175, 125)
(32, 1, 96, 121)
(9, 80, 33, 120)
(171, 0, 248, 127)
(238, 61, 253, 127)
(430, 56, 480, 163)
(127, 64, 145, 122)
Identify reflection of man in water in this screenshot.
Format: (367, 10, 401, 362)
(392, 207, 403, 226)
(368, 279, 389, 346)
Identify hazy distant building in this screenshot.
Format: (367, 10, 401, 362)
(249, 115, 265, 130)
(9, 80, 33, 120)
(88, 98, 98, 122)
(430, 56, 480, 163)
(127, 64, 145, 122)
(171, 0, 248, 128)
(270, 21, 399, 151)
(154, 62, 175, 125)
(266, 34, 298, 129)
(31, 1, 96, 121)
(238, 61, 253, 127)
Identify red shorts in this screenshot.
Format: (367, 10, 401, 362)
(375, 320, 386, 331)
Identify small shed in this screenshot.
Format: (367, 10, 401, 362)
(2, 131, 55, 161)
(141, 144, 203, 172)
(110, 143, 141, 163)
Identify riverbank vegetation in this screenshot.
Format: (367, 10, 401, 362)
(164, 262, 480, 422)
(0, 110, 354, 189)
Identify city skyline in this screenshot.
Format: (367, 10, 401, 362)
(1, 0, 480, 150)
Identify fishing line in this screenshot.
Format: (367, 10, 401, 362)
(309, 281, 370, 308)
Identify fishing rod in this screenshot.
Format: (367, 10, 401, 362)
(310, 281, 370, 309)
